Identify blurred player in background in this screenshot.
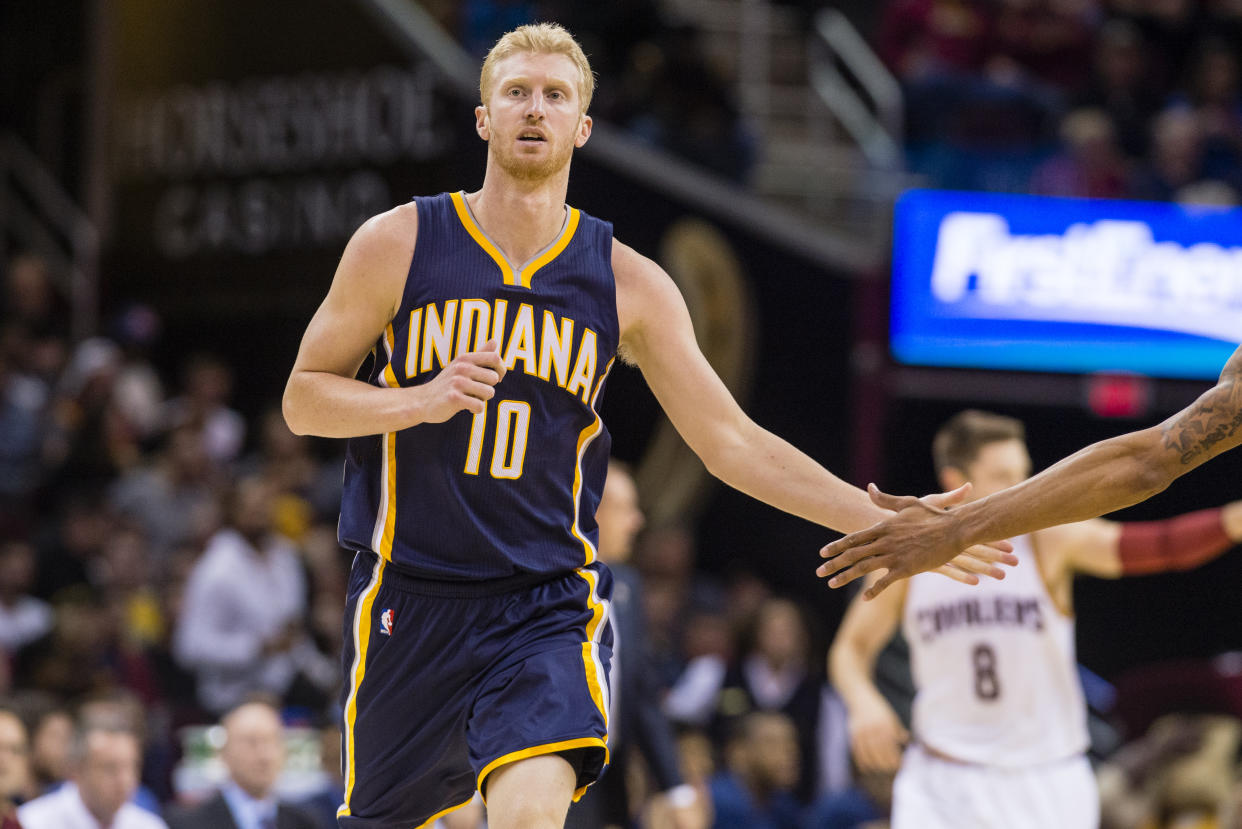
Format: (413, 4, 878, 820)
(830, 409, 1242, 828)
(821, 345, 1242, 595)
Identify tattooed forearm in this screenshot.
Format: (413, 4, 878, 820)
(1162, 347, 1242, 467)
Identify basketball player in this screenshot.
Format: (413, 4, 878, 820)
(828, 410, 1242, 828)
(281, 23, 1012, 829)
(820, 345, 1242, 598)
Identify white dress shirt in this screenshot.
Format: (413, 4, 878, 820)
(173, 528, 308, 714)
(221, 781, 279, 829)
(17, 783, 168, 829)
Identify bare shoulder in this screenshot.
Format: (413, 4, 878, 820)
(347, 202, 419, 268)
(611, 238, 684, 343)
(330, 202, 420, 315)
(610, 237, 665, 290)
(1159, 345, 1242, 469)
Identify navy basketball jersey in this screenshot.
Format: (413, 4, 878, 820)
(338, 192, 620, 580)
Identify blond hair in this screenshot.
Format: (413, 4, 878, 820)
(479, 23, 595, 114)
(932, 410, 1026, 474)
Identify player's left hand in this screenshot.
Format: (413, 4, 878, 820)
(816, 483, 1016, 599)
(647, 784, 710, 829)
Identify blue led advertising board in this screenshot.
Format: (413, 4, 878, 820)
(890, 190, 1241, 380)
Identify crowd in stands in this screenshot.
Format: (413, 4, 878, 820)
(876, 0, 1242, 201)
(425, 0, 760, 182)
(423, 0, 1242, 201)
(3, 247, 1242, 829)
(4, 2, 1242, 827)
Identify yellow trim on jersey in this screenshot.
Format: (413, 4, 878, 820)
(451, 191, 516, 285)
(476, 737, 609, 803)
(383, 324, 399, 387)
(576, 567, 607, 647)
(337, 556, 387, 819)
(574, 564, 610, 732)
(519, 208, 580, 288)
(450, 191, 580, 289)
(570, 359, 615, 565)
(414, 794, 476, 829)
(379, 430, 397, 559)
(581, 640, 609, 730)
(371, 329, 399, 560)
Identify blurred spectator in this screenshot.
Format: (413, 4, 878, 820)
(95, 526, 165, 653)
(0, 341, 50, 512)
(43, 338, 140, 495)
(25, 704, 72, 796)
(1130, 106, 1213, 199)
(32, 494, 107, 601)
(77, 692, 164, 816)
(1098, 713, 1242, 829)
(296, 526, 347, 668)
(89, 528, 170, 712)
(0, 706, 32, 824)
(162, 354, 245, 467)
(634, 524, 723, 690)
(165, 699, 316, 829)
(625, 26, 757, 183)
(803, 766, 892, 829)
(1111, 0, 1200, 96)
(237, 408, 339, 533)
(173, 478, 333, 716)
(1029, 107, 1133, 198)
(708, 712, 802, 829)
(1174, 178, 1240, 204)
(0, 255, 69, 374)
(0, 542, 52, 664)
(109, 425, 223, 560)
(664, 609, 734, 728)
(15, 586, 119, 701)
(1072, 18, 1162, 157)
(1172, 37, 1242, 178)
(711, 598, 826, 803)
(988, 0, 1095, 94)
(657, 729, 716, 829)
(17, 715, 166, 828)
(108, 304, 166, 448)
(876, 0, 993, 81)
(667, 597, 827, 803)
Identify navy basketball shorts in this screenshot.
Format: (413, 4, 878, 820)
(335, 551, 614, 828)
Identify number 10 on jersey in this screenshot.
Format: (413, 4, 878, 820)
(464, 400, 531, 479)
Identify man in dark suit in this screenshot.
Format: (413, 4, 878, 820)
(566, 461, 706, 829)
(166, 700, 316, 829)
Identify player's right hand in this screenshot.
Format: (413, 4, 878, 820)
(849, 699, 909, 774)
(818, 484, 1016, 600)
(413, 339, 506, 423)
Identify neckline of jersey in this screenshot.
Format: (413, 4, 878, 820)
(450, 191, 580, 289)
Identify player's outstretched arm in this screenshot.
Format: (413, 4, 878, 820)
(1042, 499, 1242, 581)
(283, 206, 504, 438)
(613, 241, 1013, 580)
(828, 576, 909, 773)
(820, 345, 1242, 598)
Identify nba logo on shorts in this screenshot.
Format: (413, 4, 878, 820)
(380, 608, 395, 636)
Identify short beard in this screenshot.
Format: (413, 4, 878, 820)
(491, 137, 574, 182)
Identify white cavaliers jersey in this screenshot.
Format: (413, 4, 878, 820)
(903, 535, 1088, 767)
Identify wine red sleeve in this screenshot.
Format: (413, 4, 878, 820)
(1118, 508, 1233, 575)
